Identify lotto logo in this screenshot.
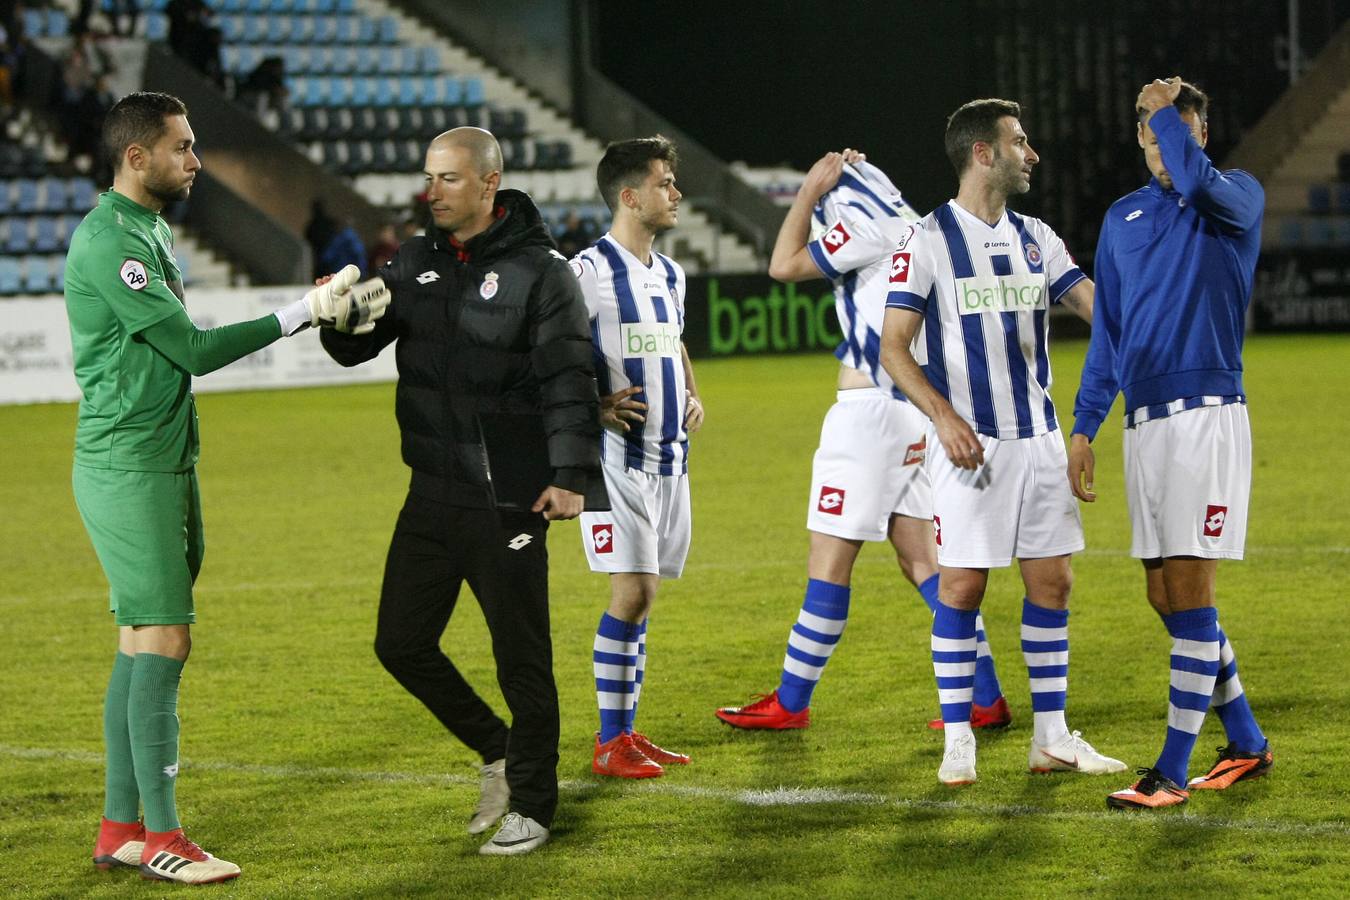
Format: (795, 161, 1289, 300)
(507, 533, 533, 550)
(822, 222, 851, 254)
(890, 252, 911, 283)
(1204, 504, 1227, 537)
(592, 524, 614, 554)
(934, 515, 942, 546)
(416, 270, 440, 284)
(904, 435, 926, 466)
(817, 486, 845, 515)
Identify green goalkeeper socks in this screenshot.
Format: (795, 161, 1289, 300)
(128, 653, 185, 832)
(102, 652, 139, 823)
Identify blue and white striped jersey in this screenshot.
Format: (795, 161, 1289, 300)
(807, 161, 922, 398)
(572, 233, 689, 475)
(885, 201, 1086, 440)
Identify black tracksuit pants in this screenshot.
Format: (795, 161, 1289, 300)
(374, 488, 559, 828)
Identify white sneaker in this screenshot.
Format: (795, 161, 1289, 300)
(139, 831, 240, 884)
(1029, 730, 1127, 774)
(938, 733, 978, 785)
(479, 812, 549, 856)
(467, 758, 509, 835)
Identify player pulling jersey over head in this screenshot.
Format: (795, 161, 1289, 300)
(715, 149, 1011, 736)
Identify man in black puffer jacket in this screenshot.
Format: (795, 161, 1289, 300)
(321, 127, 604, 856)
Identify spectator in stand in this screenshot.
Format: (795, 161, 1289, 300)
(237, 55, 289, 118)
(367, 222, 399, 274)
(305, 200, 337, 280)
(555, 210, 595, 258)
(69, 73, 118, 174)
(319, 217, 367, 278)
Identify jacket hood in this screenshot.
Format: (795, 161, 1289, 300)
(429, 189, 556, 264)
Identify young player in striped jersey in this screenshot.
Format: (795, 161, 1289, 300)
(715, 150, 1012, 733)
(880, 99, 1125, 786)
(1070, 79, 1272, 811)
(572, 136, 704, 779)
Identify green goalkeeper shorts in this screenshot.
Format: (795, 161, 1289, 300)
(73, 464, 204, 626)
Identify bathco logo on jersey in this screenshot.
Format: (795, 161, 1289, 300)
(622, 322, 682, 357)
(956, 274, 1045, 315)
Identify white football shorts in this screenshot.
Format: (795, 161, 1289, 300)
(580, 464, 691, 578)
(1123, 402, 1250, 560)
(806, 388, 932, 541)
(926, 425, 1084, 568)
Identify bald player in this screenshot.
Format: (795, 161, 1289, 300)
(321, 127, 604, 855)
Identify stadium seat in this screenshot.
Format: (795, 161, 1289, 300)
(463, 78, 485, 107)
(68, 178, 98, 212)
(0, 257, 22, 295)
(3, 218, 31, 253)
(33, 216, 62, 253)
(1308, 184, 1331, 214)
(1335, 183, 1350, 215)
(14, 178, 40, 213)
(419, 46, 441, 75)
(376, 17, 397, 44)
(145, 12, 169, 41)
(22, 256, 53, 294)
(357, 17, 376, 44)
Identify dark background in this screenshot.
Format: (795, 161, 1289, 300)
(595, 0, 1350, 261)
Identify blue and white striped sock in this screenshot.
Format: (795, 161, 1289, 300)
(1154, 607, 1220, 785)
(918, 575, 1003, 708)
(594, 613, 640, 743)
(1021, 600, 1070, 746)
(932, 602, 978, 744)
(629, 618, 648, 732)
(776, 579, 849, 713)
(1212, 623, 1266, 752)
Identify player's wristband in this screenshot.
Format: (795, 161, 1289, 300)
(274, 299, 312, 337)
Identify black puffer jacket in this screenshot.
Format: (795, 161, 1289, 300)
(321, 189, 604, 510)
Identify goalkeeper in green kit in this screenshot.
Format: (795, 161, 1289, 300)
(65, 91, 389, 885)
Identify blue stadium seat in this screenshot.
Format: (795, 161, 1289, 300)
(355, 46, 378, 75)
(47, 8, 71, 38)
(262, 14, 287, 43)
(376, 46, 397, 75)
(22, 9, 45, 38)
(22, 256, 53, 294)
(462, 77, 485, 107)
(0, 257, 22, 295)
(62, 214, 81, 246)
(1308, 184, 1331, 214)
(4, 218, 31, 253)
(1335, 183, 1350, 215)
(33, 216, 62, 253)
(313, 0, 336, 12)
(419, 46, 440, 75)
(68, 178, 98, 212)
(289, 15, 313, 42)
(335, 0, 355, 12)
(440, 77, 462, 107)
(145, 12, 169, 41)
(377, 17, 397, 43)
(219, 15, 243, 41)
(396, 77, 419, 107)
(350, 78, 374, 107)
(1305, 217, 1334, 246)
(311, 17, 336, 42)
(373, 78, 396, 107)
(335, 17, 356, 43)
(14, 178, 40, 213)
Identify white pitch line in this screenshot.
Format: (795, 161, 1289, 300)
(5, 744, 1345, 839)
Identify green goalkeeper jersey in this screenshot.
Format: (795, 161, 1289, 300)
(65, 191, 198, 473)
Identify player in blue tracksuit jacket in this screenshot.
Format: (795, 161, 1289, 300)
(1067, 78, 1272, 811)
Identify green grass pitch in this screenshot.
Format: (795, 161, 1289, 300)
(1, 334, 1346, 898)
